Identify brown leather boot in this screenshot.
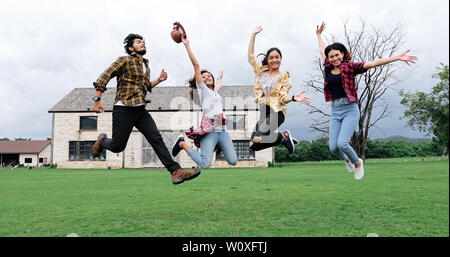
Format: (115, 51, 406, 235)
(172, 168, 201, 185)
(92, 133, 107, 157)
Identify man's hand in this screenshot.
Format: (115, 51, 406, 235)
(158, 69, 168, 82)
(93, 101, 104, 113)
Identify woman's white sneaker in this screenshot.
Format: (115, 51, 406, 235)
(354, 158, 365, 180)
(346, 161, 355, 173)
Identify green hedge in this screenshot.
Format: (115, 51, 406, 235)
(275, 138, 445, 162)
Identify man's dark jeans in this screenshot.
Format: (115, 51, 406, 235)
(100, 105, 181, 173)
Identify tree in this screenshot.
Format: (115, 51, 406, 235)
(305, 18, 408, 160)
(0, 137, 10, 141)
(399, 63, 449, 156)
(14, 138, 32, 141)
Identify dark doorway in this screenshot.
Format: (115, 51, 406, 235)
(1, 154, 19, 166)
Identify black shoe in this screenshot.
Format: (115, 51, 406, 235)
(292, 138, 299, 145)
(281, 130, 295, 154)
(172, 136, 185, 157)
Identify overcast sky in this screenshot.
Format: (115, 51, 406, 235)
(0, 0, 448, 141)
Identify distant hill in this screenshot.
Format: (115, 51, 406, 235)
(373, 136, 432, 143)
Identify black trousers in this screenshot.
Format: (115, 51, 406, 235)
(101, 105, 181, 173)
(250, 104, 285, 151)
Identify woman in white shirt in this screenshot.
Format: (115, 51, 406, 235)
(171, 34, 238, 168)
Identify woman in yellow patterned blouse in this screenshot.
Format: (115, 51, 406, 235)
(248, 26, 311, 154)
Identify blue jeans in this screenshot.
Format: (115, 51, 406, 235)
(329, 97, 360, 164)
(188, 130, 238, 168)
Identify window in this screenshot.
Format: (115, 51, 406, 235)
(69, 141, 106, 160)
(226, 115, 245, 130)
(39, 158, 44, 163)
(80, 116, 97, 130)
(24, 158, 32, 163)
(216, 140, 255, 161)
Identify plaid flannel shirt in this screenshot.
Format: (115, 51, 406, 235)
(248, 54, 291, 115)
(93, 54, 152, 106)
(185, 114, 226, 148)
(323, 58, 366, 103)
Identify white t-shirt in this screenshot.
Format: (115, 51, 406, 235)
(196, 82, 223, 118)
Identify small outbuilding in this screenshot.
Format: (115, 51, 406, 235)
(0, 140, 51, 167)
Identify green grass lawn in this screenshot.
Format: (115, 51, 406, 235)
(0, 158, 448, 237)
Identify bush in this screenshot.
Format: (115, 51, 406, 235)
(275, 137, 339, 163)
(276, 137, 444, 163)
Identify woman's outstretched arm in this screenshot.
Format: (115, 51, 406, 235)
(363, 50, 418, 69)
(182, 35, 203, 86)
(248, 26, 263, 57)
(316, 22, 327, 60)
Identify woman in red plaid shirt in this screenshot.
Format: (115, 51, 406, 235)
(316, 22, 418, 180)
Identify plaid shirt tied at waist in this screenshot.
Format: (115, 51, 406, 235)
(185, 114, 226, 148)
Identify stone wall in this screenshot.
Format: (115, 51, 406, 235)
(53, 112, 122, 169)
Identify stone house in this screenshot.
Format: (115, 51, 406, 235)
(48, 86, 273, 169)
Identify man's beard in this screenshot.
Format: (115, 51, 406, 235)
(136, 50, 146, 55)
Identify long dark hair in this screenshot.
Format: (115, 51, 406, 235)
(188, 70, 215, 89)
(188, 69, 215, 100)
(324, 42, 352, 61)
(257, 47, 282, 66)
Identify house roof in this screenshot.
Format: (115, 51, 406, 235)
(0, 140, 51, 154)
(48, 86, 258, 113)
